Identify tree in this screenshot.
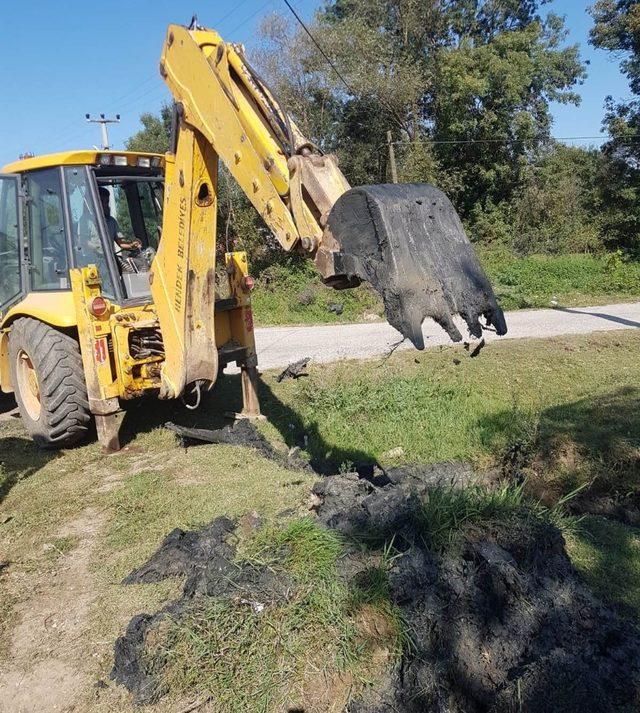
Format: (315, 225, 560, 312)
(258, 0, 586, 217)
(589, 1, 640, 250)
(126, 104, 173, 153)
(590, 1, 640, 164)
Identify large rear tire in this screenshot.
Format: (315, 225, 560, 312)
(9, 318, 91, 449)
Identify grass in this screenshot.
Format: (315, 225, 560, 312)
(252, 262, 382, 326)
(418, 481, 581, 551)
(567, 516, 640, 617)
(151, 518, 403, 712)
(419, 482, 527, 550)
(262, 331, 640, 485)
(250, 250, 640, 326)
(476, 248, 640, 311)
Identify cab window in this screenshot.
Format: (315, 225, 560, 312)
(0, 176, 21, 309)
(64, 167, 115, 298)
(26, 168, 70, 291)
(103, 179, 163, 251)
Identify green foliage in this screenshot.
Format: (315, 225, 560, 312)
(261, 0, 585, 210)
(268, 330, 640, 483)
(251, 261, 381, 325)
(588, 1, 640, 251)
(568, 516, 640, 618)
(481, 250, 640, 309)
(125, 0, 640, 294)
(419, 482, 527, 550)
(242, 517, 344, 583)
(511, 146, 605, 254)
(126, 104, 173, 153)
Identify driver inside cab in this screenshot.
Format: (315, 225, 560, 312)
(98, 186, 142, 261)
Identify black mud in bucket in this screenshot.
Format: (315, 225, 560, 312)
(327, 183, 508, 349)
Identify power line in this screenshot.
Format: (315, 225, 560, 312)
(280, 0, 356, 95)
(227, 0, 277, 36)
(383, 133, 640, 147)
(217, 0, 254, 28)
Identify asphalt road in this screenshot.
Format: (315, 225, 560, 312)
(250, 301, 640, 372)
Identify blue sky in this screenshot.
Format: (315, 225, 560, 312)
(0, 0, 632, 167)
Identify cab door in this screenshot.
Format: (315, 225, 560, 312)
(0, 174, 26, 319)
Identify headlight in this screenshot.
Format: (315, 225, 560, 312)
(137, 157, 151, 168)
(98, 154, 112, 165)
(113, 155, 128, 166)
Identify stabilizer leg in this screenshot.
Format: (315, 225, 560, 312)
(240, 363, 261, 419)
(95, 408, 123, 452)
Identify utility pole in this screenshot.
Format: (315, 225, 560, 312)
(387, 130, 398, 184)
(85, 113, 120, 150)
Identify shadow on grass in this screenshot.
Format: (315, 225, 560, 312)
(570, 516, 640, 621)
(478, 386, 640, 495)
(118, 373, 377, 475)
(0, 436, 59, 505)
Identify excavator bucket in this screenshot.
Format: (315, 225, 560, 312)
(326, 183, 508, 349)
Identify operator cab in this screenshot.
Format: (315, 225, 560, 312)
(93, 158, 164, 299)
(0, 150, 164, 313)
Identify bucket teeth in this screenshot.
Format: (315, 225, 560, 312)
(326, 183, 507, 349)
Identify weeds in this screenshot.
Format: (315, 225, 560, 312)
(419, 481, 582, 551)
(250, 250, 640, 326)
(481, 250, 640, 310)
(152, 519, 404, 711)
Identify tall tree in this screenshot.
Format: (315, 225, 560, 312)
(590, 0, 640, 165)
(126, 104, 173, 153)
(589, 1, 640, 249)
(259, 0, 585, 216)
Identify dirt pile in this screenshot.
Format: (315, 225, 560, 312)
(112, 463, 640, 711)
(164, 420, 312, 471)
(111, 515, 291, 703)
(312, 471, 640, 713)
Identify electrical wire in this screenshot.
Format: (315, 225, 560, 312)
(382, 133, 640, 147)
(227, 0, 277, 36)
(280, 0, 356, 95)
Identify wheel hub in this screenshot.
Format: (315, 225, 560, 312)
(16, 349, 41, 421)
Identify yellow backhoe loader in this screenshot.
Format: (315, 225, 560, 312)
(0, 20, 506, 451)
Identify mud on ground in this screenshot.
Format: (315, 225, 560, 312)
(111, 427, 640, 712)
(314, 470, 640, 713)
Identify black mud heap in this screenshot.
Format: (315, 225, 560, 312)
(328, 184, 508, 348)
(313, 469, 640, 713)
(112, 463, 640, 712)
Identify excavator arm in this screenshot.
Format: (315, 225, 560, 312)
(151, 21, 507, 399)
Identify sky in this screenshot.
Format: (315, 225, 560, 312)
(0, 0, 633, 167)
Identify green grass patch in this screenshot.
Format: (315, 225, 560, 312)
(151, 519, 403, 711)
(241, 516, 344, 582)
(262, 331, 640, 489)
(249, 250, 640, 326)
(419, 481, 580, 550)
(252, 262, 381, 326)
(567, 516, 640, 618)
(420, 483, 527, 550)
(480, 249, 640, 310)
